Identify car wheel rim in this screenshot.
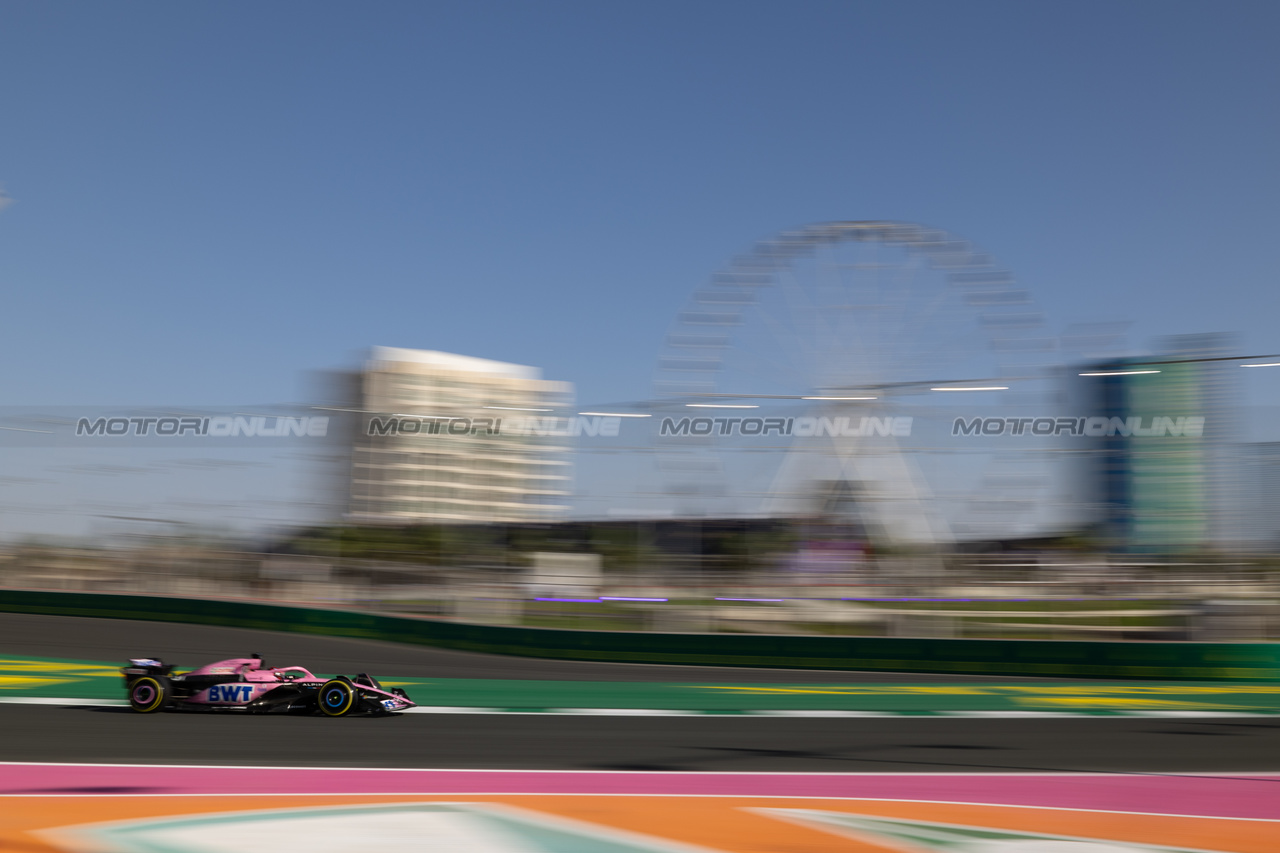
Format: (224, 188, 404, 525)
(133, 684, 155, 704)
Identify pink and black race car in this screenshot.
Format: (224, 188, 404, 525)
(120, 654, 415, 716)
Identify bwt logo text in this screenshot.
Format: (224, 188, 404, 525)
(206, 684, 255, 702)
(76, 416, 329, 437)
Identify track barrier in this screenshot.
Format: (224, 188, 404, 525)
(1, 589, 1276, 680)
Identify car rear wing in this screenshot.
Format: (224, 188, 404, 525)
(121, 658, 175, 678)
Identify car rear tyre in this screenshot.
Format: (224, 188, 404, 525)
(128, 675, 170, 713)
(317, 677, 357, 717)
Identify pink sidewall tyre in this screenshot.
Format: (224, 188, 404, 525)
(128, 675, 170, 713)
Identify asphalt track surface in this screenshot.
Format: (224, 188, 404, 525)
(2, 613, 1278, 773)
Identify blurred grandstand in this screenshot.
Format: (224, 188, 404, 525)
(3, 517, 1277, 640)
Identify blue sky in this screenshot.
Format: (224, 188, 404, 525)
(3, 1, 1278, 409)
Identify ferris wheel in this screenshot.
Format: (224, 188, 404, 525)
(651, 221, 1062, 544)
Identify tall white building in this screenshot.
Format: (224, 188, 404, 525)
(345, 347, 573, 524)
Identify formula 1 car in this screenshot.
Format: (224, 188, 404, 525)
(120, 654, 415, 716)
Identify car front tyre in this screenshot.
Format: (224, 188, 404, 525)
(317, 678, 357, 717)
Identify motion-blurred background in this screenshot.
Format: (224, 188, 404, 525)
(2, 2, 1279, 642)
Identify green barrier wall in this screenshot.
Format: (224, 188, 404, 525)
(1, 589, 1276, 681)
